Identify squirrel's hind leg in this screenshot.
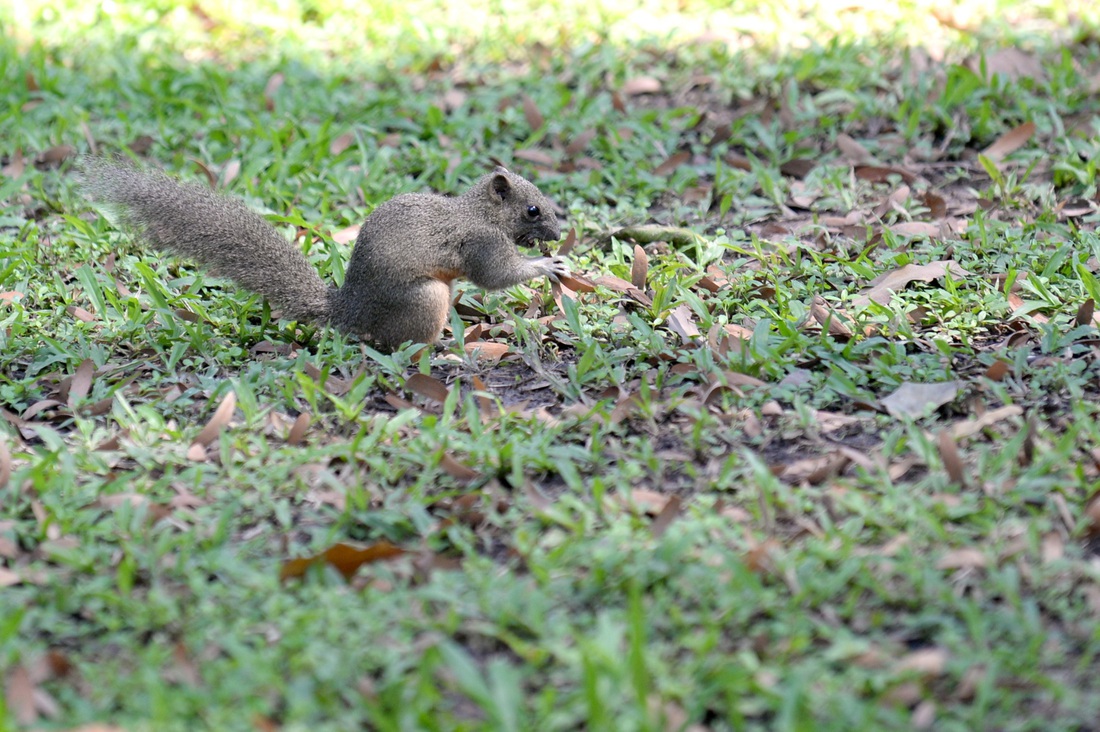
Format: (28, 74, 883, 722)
(369, 279, 452, 351)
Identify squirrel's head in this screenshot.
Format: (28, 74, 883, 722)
(477, 167, 561, 246)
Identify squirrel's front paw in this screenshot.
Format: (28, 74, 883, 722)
(535, 256, 571, 282)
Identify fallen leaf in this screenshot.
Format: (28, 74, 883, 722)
(521, 94, 544, 131)
(650, 494, 682, 538)
(557, 227, 578, 256)
(622, 76, 662, 95)
(66, 358, 95, 408)
(889, 221, 941, 238)
(514, 148, 555, 167)
(219, 159, 240, 188)
(564, 129, 596, 156)
(627, 489, 671, 515)
(67, 305, 95, 323)
(631, 244, 648, 290)
(283, 413, 310, 445)
(1075, 298, 1095, 327)
(0, 567, 20, 587)
(935, 548, 987, 570)
(880, 381, 960, 419)
(949, 405, 1023, 440)
(464, 341, 509, 361)
(36, 144, 76, 167)
(332, 225, 360, 244)
(654, 151, 690, 176)
(984, 360, 1011, 381)
(96, 493, 172, 523)
(937, 430, 967, 486)
(280, 541, 407, 581)
(896, 648, 949, 676)
(329, 132, 355, 156)
(854, 260, 970, 307)
(0, 439, 10, 489)
(5, 664, 36, 725)
(810, 295, 856, 337)
(191, 390, 237, 448)
(405, 373, 449, 403)
(263, 72, 285, 110)
(980, 48, 1045, 82)
(836, 133, 872, 164)
(982, 121, 1036, 162)
(439, 453, 480, 482)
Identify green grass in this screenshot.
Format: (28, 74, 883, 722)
(3, 0, 1100, 730)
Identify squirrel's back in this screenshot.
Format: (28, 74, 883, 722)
(83, 158, 332, 323)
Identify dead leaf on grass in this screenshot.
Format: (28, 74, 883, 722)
(329, 132, 355, 156)
(948, 405, 1022, 441)
(96, 493, 172, 523)
(280, 540, 406, 581)
(439, 452, 480, 482)
(982, 121, 1036, 162)
(0, 439, 10, 489)
(65, 358, 95, 408)
(191, 390, 237, 448)
(405, 373, 449, 403)
(1074, 298, 1095, 327)
(810, 295, 857, 338)
(984, 360, 1011, 381)
(5, 664, 36, 724)
(263, 72, 284, 110)
(67, 305, 96, 323)
(937, 430, 967, 486)
(896, 647, 950, 677)
(880, 381, 960, 419)
(650, 494, 683, 538)
(936, 548, 987, 571)
(557, 227, 578, 256)
(836, 133, 872, 164)
(889, 221, 942, 238)
(667, 305, 700, 344)
(522, 94, 544, 131)
(853, 260, 970, 307)
(622, 76, 662, 96)
(630, 244, 648, 291)
(654, 150, 690, 176)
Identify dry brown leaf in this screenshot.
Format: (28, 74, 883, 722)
(564, 129, 597, 156)
(263, 72, 285, 111)
(880, 381, 960, 419)
(854, 260, 970, 307)
(67, 358, 95, 408)
(980, 49, 1045, 82)
(439, 452, 480, 482)
(329, 132, 355, 156)
(937, 430, 967, 486)
(949, 405, 1022, 441)
(984, 360, 1011, 381)
(1, 291, 24, 304)
(1075, 298, 1095, 327)
(280, 540, 407, 581)
(219, 159, 241, 188)
(622, 76, 662, 96)
(22, 399, 65, 421)
(922, 191, 947, 219)
(982, 121, 1036, 162)
(810, 295, 856, 338)
(1006, 292, 1050, 323)
(896, 648, 949, 676)
(6, 664, 36, 725)
(464, 341, 509, 361)
(650, 494, 683, 539)
(594, 275, 635, 293)
(286, 413, 310, 445)
(936, 548, 987, 570)
(332, 225, 360, 244)
(654, 150, 690, 176)
(36, 144, 76, 167)
(627, 489, 671, 515)
(855, 165, 917, 184)
(557, 227, 578, 256)
(405, 373, 449, 403)
(836, 133, 872, 164)
(667, 305, 700, 344)
(96, 493, 172, 523)
(0, 567, 20, 587)
(67, 305, 96, 323)
(522, 94, 544, 131)
(889, 221, 941, 238)
(558, 273, 595, 293)
(192, 390, 237, 448)
(0, 439, 10, 490)
(630, 244, 648, 291)
(514, 148, 555, 167)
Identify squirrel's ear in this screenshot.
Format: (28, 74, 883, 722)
(490, 172, 511, 201)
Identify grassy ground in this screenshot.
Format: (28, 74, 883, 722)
(3, 0, 1100, 729)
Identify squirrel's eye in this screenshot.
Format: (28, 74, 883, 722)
(526, 205, 540, 218)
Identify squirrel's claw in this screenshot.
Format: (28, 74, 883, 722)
(538, 255, 570, 282)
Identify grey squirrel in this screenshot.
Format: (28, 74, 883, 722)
(82, 158, 569, 349)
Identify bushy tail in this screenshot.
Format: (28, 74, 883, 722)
(81, 156, 332, 323)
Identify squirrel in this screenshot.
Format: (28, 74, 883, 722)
(81, 157, 569, 350)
